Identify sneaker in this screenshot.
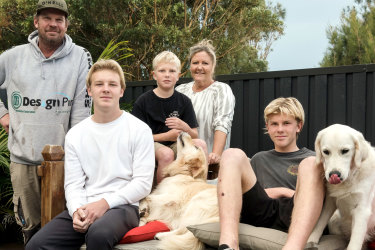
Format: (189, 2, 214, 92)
(218, 244, 235, 250)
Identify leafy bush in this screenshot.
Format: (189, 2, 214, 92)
(0, 128, 22, 243)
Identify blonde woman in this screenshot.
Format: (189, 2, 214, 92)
(176, 40, 235, 164)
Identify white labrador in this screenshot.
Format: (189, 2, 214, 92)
(308, 124, 375, 250)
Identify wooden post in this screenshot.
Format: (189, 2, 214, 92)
(37, 145, 65, 227)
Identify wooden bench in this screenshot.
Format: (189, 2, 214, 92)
(37, 145, 347, 250)
(37, 145, 219, 249)
(38, 145, 220, 226)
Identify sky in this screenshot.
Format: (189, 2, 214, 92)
(267, 0, 357, 71)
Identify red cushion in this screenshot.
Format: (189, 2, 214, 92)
(119, 220, 170, 244)
(368, 241, 375, 250)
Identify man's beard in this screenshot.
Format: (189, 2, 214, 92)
(39, 31, 64, 48)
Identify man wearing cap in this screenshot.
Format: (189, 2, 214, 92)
(0, 0, 92, 243)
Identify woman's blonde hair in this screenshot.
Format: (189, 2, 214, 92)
(264, 97, 305, 132)
(189, 39, 217, 73)
(86, 59, 126, 90)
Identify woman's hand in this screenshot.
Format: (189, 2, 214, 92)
(208, 152, 221, 164)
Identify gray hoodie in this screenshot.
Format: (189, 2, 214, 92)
(0, 30, 92, 165)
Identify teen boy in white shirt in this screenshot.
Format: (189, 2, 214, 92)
(27, 59, 155, 250)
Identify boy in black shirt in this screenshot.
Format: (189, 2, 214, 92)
(132, 51, 203, 183)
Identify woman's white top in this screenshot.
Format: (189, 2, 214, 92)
(176, 81, 235, 153)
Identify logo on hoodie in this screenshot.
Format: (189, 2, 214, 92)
(11, 92, 22, 110)
(11, 91, 73, 113)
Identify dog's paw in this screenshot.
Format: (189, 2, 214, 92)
(139, 200, 150, 218)
(307, 231, 321, 246)
(304, 241, 319, 250)
(139, 207, 149, 218)
(154, 232, 164, 241)
(139, 217, 148, 226)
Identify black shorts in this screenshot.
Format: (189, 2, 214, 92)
(240, 181, 294, 232)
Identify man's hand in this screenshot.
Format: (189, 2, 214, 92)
(0, 114, 9, 133)
(72, 208, 89, 233)
(79, 199, 110, 226)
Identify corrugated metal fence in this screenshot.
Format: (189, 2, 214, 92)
(1, 64, 373, 157)
(121, 64, 375, 157)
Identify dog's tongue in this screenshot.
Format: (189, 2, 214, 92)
(329, 174, 341, 184)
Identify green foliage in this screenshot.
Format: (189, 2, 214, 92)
(97, 40, 133, 67)
(120, 102, 133, 112)
(0, 128, 15, 236)
(321, 1, 375, 66)
(0, 0, 285, 80)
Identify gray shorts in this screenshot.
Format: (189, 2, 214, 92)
(154, 142, 177, 157)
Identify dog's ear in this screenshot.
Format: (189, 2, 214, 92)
(353, 131, 369, 167)
(314, 130, 324, 164)
(187, 158, 205, 178)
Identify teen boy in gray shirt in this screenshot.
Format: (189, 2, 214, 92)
(218, 97, 324, 250)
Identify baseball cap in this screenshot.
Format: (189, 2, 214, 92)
(36, 0, 69, 17)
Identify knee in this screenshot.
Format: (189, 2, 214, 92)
(299, 156, 323, 177)
(86, 226, 114, 248)
(25, 232, 44, 250)
(221, 148, 247, 166)
(193, 139, 207, 152)
(156, 147, 174, 165)
(219, 148, 251, 176)
(299, 156, 325, 189)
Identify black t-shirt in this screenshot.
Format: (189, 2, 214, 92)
(131, 89, 198, 146)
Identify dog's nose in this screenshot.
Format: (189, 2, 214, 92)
(329, 170, 341, 178)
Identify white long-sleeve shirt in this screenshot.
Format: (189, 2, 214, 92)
(64, 111, 155, 217)
(176, 81, 235, 153)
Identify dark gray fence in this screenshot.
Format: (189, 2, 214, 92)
(1, 64, 373, 157)
(122, 64, 375, 158)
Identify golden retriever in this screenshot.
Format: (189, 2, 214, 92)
(139, 132, 219, 250)
(308, 124, 375, 250)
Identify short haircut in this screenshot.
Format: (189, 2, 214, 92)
(264, 97, 305, 130)
(189, 39, 217, 72)
(152, 51, 181, 72)
(86, 59, 126, 90)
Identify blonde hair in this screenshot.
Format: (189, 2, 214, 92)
(189, 39, 216, 72)
(86, 59, 126, 90)
(264, 97, 305, 131)
(152, 51, 181, 73)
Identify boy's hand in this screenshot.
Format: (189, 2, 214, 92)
(165, 117, 189, 132)
(265, 187, 295, 199)
(73, 208, 89, 233)
(165, 129, 181, 141)
(78, 199, 110, 227)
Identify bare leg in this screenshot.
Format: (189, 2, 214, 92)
(217, 148, 256, 250)
(283, 157, 325, 250)
(155, 146, 175, 184)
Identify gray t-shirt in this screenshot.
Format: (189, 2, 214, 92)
(250, 148, 315, 190)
